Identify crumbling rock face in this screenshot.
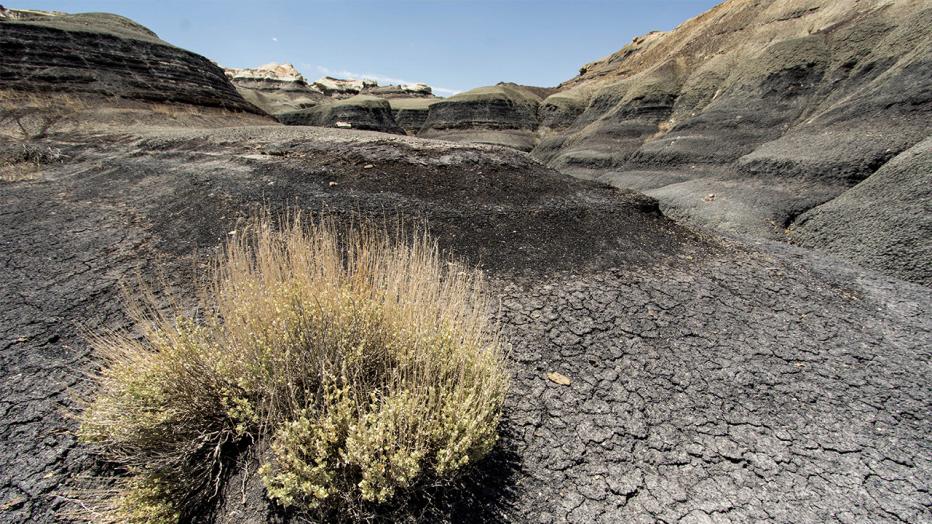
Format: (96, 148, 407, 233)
(311, 76, 379, 98)
(228, 65, 438, 129)
(369, 82, 434, 98)
(0, 10, 259, 113)
(543, 1, 930, 175)
(225, 63, 307, 84)
(537, 88, 589, 135)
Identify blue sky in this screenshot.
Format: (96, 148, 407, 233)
(20, 1, 720, 95)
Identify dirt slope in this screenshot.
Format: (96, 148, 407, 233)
(790, 137, 932, 286)
(418, 83, 546, 151)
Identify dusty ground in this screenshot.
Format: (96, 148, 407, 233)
(1, 121, 930, 523)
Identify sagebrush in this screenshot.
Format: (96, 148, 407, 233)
(79, 214, 509, 522)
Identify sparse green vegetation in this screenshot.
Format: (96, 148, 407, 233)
(79, 214, 509, 522)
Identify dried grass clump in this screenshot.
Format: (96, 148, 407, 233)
(78, 214, 509, 522)
(0, 142, 64, 182)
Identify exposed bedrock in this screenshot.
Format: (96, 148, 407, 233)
(537, 88, 588, 136)
(277, 95, 405, 134)
(311, 76, 378, 98)
(369, 82, 435, 98)
(419, 83, 545, 151)
(230, 64, 438, 127)
(0, 11, 259, 112)
(543, 2, 931, 176)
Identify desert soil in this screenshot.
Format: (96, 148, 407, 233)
(1, 122, 929, 523)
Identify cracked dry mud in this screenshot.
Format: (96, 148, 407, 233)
(1, 126, 930, 523)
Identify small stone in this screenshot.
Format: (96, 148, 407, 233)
(328, 181, 338, 187)
(704, 193, 716, 202)
(363, 164, 374, 169)
(547, 371, 572, 385)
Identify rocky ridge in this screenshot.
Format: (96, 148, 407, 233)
(225, 63, 438, 133)
(543, 0, 932, 285)
(277, 94, 405, 134)
(222, 63, 325, 115)
(388, 97, 440, 135)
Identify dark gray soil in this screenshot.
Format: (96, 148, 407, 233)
(1, 124, 930, 523)
(791, 137, 932, 287)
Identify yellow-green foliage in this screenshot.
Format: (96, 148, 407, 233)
(115, 475, 181, 524)
(79, 214, 509, 521)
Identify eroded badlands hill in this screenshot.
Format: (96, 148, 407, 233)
(418, 83, 556, 152)
(412, 0, 931, 285)
(540, 0, 930, 225)
(0, 10, 260, 112)
(223, 63, 326, 115)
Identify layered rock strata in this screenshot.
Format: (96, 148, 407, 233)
(419, 83, 545, 151)
(0, 10, 259, 112)
(389, 97, 439, 135)
(277, 95, 404, 134)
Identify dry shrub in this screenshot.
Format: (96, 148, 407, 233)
(0, 142, 64, 182)
(78, 214, 509, 522)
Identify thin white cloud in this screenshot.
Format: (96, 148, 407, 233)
(315, 65, 461, 96)
(272, 37, 278, 42)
